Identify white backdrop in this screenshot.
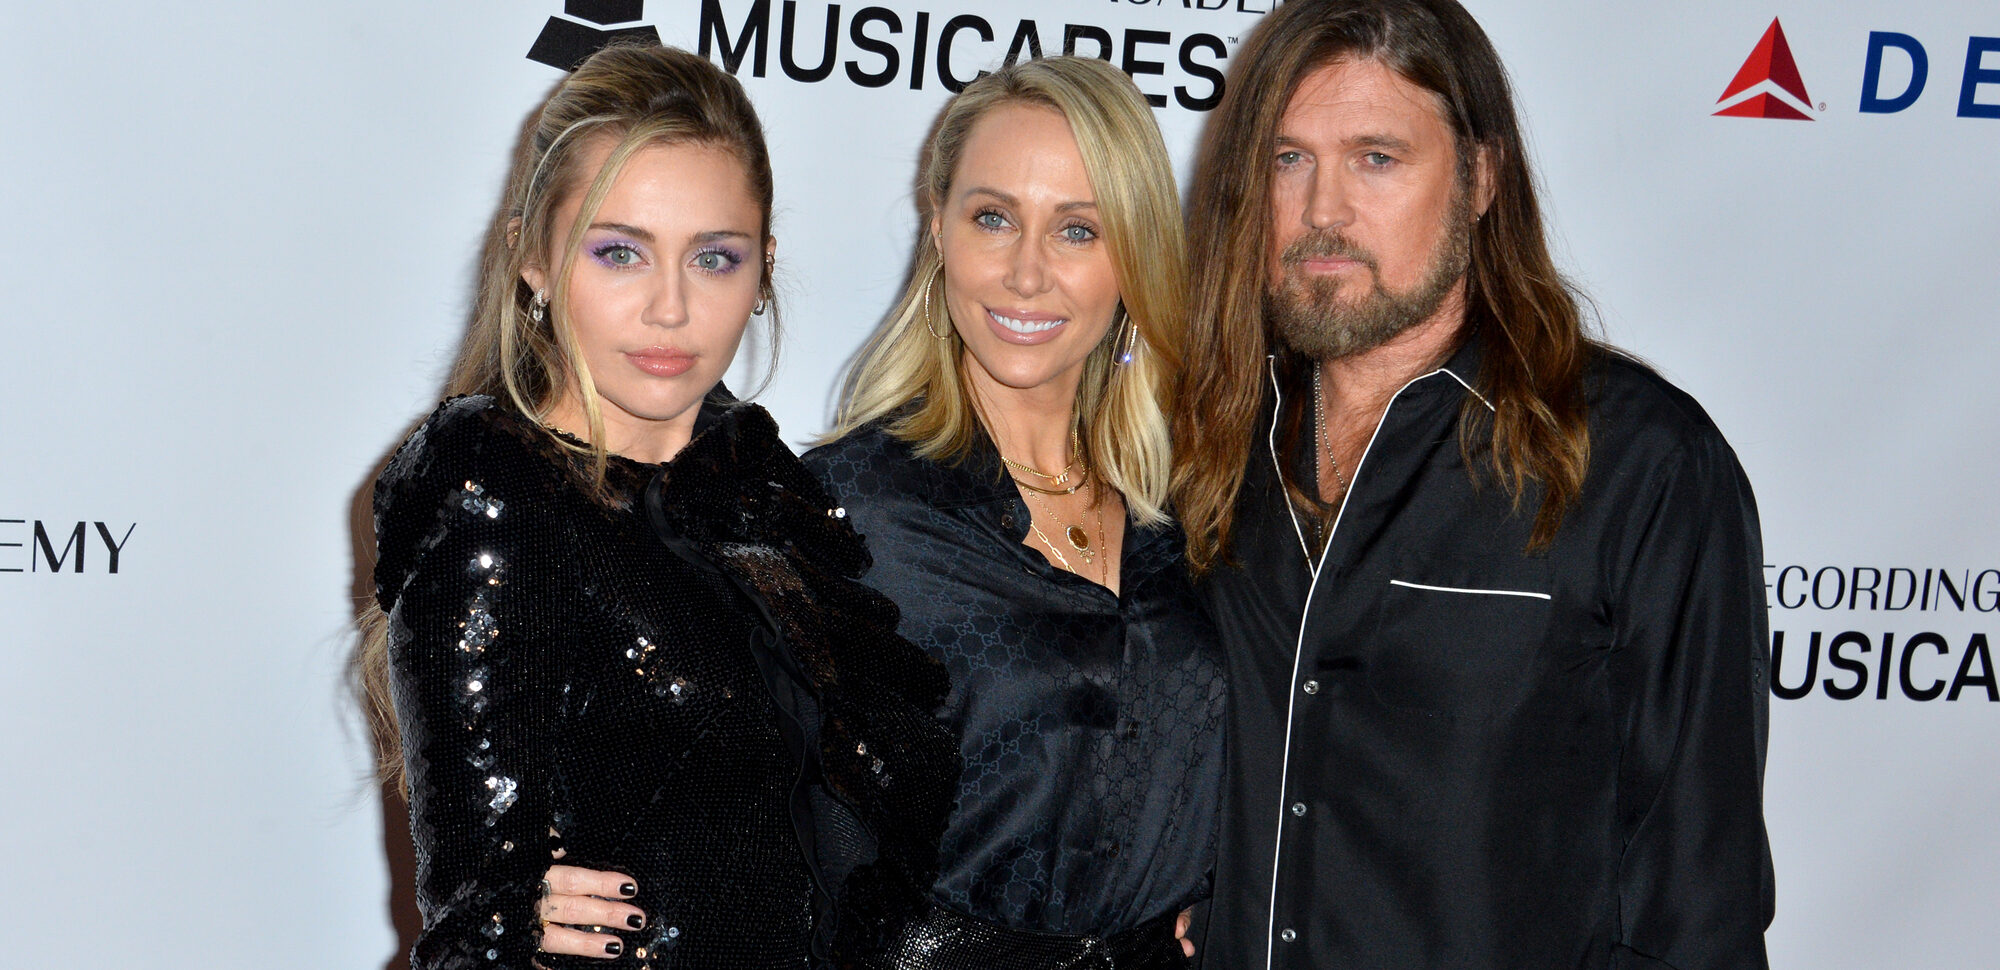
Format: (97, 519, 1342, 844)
(1, 2, 1993, 968)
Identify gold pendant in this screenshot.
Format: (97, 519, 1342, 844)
(1066, 525, 1090, 552)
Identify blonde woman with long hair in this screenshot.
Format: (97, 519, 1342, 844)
(806, 57, 1220, 967)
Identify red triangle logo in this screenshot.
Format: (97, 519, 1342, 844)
(1715, 18, 1814, 120)
(1714, 91, 1813, 121)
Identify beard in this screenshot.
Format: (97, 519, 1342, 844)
(1266, 180, 1475, 362)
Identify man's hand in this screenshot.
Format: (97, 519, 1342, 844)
(537, 864, 644, 958)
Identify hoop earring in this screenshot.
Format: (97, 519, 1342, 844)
(530, 290, 548, 323)
(921, 265, 949, 340)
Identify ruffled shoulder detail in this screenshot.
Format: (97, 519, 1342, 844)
(648, 401, 873, 580)
(643, 401, 958, 956)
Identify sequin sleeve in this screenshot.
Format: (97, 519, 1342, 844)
(376, 399, 562, 970)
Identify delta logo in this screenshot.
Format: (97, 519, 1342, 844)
(1715, 18, 1815, 119)
(1715, 16, 2000, 121)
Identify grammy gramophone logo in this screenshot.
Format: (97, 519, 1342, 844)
(529, 0, 663, 70)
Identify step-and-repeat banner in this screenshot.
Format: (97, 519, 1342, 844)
(1, 2, 1992, 967)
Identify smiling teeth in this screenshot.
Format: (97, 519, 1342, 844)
(991, 312, 1065, 334)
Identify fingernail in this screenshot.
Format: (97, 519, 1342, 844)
(604, 940, 623, 956)
(619, 882, 637, 898)
(626, 914, 645, 929)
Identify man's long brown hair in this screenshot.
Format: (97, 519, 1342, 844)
(1173, 0, 1596, 574)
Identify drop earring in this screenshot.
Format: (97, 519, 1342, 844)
(1115, 312, 1138, 365)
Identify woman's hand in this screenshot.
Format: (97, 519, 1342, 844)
(537, 864, 645, 958)
(1176, 908, 1195, 958)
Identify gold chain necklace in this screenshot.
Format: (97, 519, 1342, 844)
(1002, 428, 1107, 582)
(1021, 486, 1107, 582)
(999, 428, 1082, 486)
(1013, 466, 1089, 496)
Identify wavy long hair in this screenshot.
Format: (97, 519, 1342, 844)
(1173, 0, 1596, 573)
(360, 42, 778, 786)
(827, 56, 1186, 526)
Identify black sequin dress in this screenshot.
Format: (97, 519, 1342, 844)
(374, 393, 958, 970)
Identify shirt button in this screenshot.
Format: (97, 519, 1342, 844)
(1290, 802, 1307, 817)
(1279, 928, 1297, 943)
(1001, 514, 1016, 529)
(1301, 679, 1319, 694)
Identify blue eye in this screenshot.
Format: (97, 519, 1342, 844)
(1276, 150, 1305, 167)
(974, 210, 1008, 231)
(591, 243, 641, 268)
(1061, 224, 1097, 244)
(1363, 152, 1395, 167)
(692, 248, 743, 274)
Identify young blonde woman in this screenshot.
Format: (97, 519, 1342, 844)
(542, 56, 1221, 969)
(361, 43, 956, 969)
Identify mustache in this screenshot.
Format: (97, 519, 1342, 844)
(1280, 231, 1377, 271)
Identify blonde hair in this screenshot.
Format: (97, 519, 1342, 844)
(828, 56, 1186, 525)
(360, 42, 777, 787)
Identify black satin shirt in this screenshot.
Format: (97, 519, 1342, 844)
(1201, 339, 1774, 970)
(805, 423, 1225, 938)
(374, 395, 956, 970)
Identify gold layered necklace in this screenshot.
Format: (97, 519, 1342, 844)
(1000, 428, 1084, 494)
(1022, 487, 1105, 566)
(1002, 430, 1108, 583)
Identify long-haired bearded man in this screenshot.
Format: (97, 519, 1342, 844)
(1171, 2, 1775, 968)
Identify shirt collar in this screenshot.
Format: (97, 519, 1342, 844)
(905, 428, 1022, 510)
(1424, 331, 1494, 410)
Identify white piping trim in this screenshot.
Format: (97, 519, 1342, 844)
(1259, 360, 1445, 970)
(1439, 365, 1497, 412)
(1387, 578, 1552, 600)
(1265, 358, 1314, 570)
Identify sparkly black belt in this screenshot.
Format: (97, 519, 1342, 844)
(864, 904, 1191, 970)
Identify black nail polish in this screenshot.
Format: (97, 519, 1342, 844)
(604, 940, 623, 956)
(619, 882, 637, 898)
(626, 914, 645, 930)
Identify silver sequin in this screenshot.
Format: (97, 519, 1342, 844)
(459, 587, 499, 654)
(458, 481, 506, 520)
(485, 775, 519, 813)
